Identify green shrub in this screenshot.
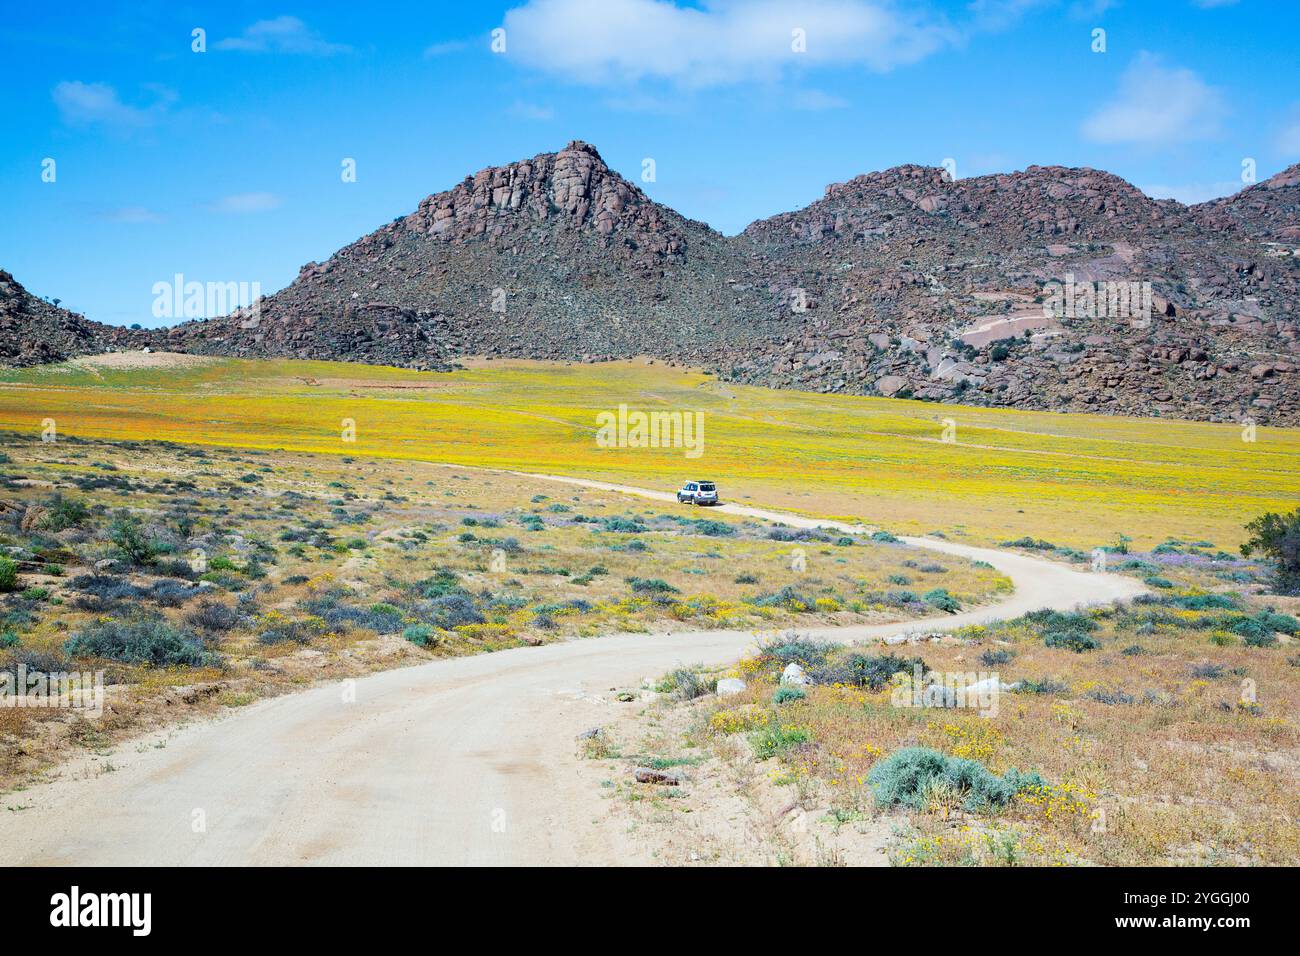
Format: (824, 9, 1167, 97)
(758, 638, 836, 668)
(749, 724, 811, 760)
(1044, 630, 1101, 652)
(1000, 536, 1055, 550)
(0, 630, 19, 649)
(402, 623, 437, 647)
(410, 570, 464, 599)
(602, 517, 645, 533)
(810, 652, 923, 689)
(867, 747, 1045, 813)
(1241, 509, 1300, 594)
(772, 686, 806, 705)
(1016, 677, 1068, 695)
(923, 588, 960, 613)
(42, 494, 90, 531)
(1171, 593, 1239, 611)
(751, 585, 815, 611)
(1255, 609, 1299, 635)
(627, 576, 679, 595)
(662, 668, 711, 700)
(108, 513, 158, 566)
(1024, 609, 1098, 633)
(0, 556, 18, 593)
(870, 531, 900, 543)
(65, 616, 217, 667)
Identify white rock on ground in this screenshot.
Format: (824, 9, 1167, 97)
(715, 678, 746, 696)
(781, 663, 810, 686)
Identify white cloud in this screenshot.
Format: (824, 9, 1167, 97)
(1278, 106, 1300, 157)
(509, 100, 556, 120)
(206, 192, 283, 214)
(501, 0, 957, 87)
(790, 89, 850, 110)
(423, 40, 469, 57)
(53, 81, 158, 128)
(215, 16, 350, 55)
(101, 206, 165, 224)
(1081, 52, 1226, 145)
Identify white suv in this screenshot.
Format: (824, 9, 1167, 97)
(677, 480, 719, 506)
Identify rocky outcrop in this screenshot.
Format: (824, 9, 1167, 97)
(1193, 163, 1300, 242)
(0, 270, 145, 366)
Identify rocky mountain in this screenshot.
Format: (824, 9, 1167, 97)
(1194, 163, 1300, 243)
(733, 162, 1298, 423)
(6, 142, 1298, 424)
(160, 141, 779, 371)
(0, 270, 144, 366)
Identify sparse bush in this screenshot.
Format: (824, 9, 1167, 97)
(1241, 509, 1300, 594)
(144, 580, 202, 607)
(749, 723, 811, 760)
(1015, 677, 1068, 695)
(186, 601, 241, 633)
(41, 494, 90, 531)
(867, 747, 1044, 813)
(602, 516, 645, 533)
(108, 513, 157, 566)
(1171, 593, 1239, 611)
(0, 557, 18, 593)
(425, 594, 485, 630)
(1000, 536, 1055, 550)
(402, 623, 437, 647)
(751, 585, 814, 611)
(410, 570, 464, 599)
(65, 615, 216, 667)
(757, 638, 835, 669)
(627, 576, 679, 595)
(810, 651, 923, 689)
(923, 588, 960, 613)
(664, 668, 711, 701)
(979, 648, 1015, 667)
(1044, 630, 1101, 652)
(772, 686, 806, 705)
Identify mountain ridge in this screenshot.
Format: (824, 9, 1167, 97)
(4, 141, 1298, 423)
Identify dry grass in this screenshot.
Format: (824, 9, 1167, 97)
(674, 569, 1300, 866)
(0, 434, 998, 790)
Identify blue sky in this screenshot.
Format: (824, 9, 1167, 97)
(1, 0, 1297, 327)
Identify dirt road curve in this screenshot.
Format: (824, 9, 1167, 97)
(0, 475, 1145, 865)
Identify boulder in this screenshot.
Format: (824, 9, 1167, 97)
(781, 663, 810, 686)
(715, 678, 747, 696)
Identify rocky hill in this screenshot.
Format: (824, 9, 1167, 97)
(5, 142, 1298, 424)
(0, 270, 144, 366)
(733, 162, 1298, 423)
(1194, 163, 1300, 242)
(160, 141, 779, 372)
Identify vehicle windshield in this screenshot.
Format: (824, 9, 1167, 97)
(699, 483, 715, 491)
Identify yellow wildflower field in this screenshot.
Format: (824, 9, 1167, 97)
(1, 355, 1296, 549)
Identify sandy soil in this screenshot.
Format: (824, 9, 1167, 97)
(0, 474, 1145, 866)
(68, 351, 218, 370)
